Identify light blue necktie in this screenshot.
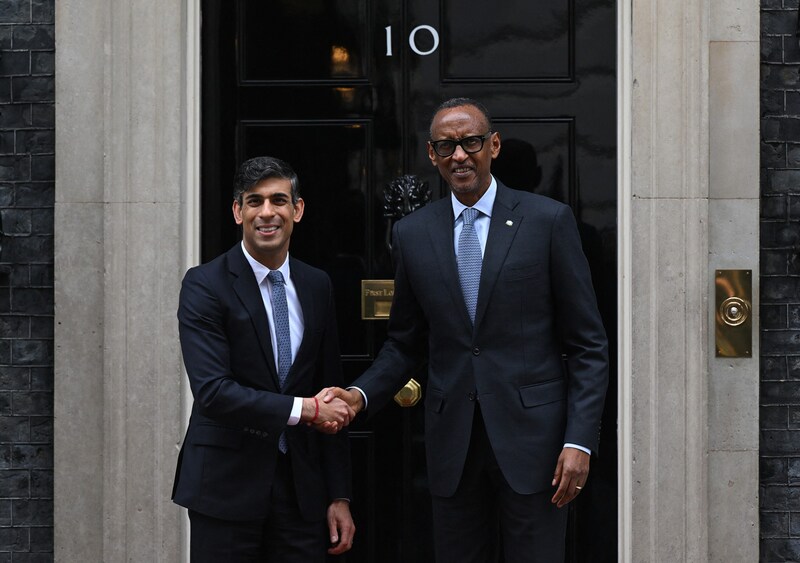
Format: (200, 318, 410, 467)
(267, 270, 291, 453)
(457, 207, 482, 324)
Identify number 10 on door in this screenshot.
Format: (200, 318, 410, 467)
(385, 25, 440, 56)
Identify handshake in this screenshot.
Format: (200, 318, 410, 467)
(302, 387, 364, 434)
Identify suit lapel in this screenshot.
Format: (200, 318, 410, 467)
(474, 184, 522, 329)
(285, 257, 313, 388)
(228, 245, 281, 389)
(427, 199, 474, 331)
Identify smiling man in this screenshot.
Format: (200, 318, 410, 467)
(326, 98, 609, 562)
(173, 156, 356, 562)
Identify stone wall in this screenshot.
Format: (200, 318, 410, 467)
(0, 0, 54, 560)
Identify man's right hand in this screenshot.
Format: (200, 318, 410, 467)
(302, 393, 355, 434)
(321, 387, 364, 415)
(318, 387, 365, 434)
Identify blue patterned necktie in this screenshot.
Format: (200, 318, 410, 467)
(267, 270, 291, 453)
(457, 207, 482, 324)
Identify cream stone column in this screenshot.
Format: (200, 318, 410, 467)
(620, 0, 759, 560)
(626, 0, 711, 557)
(54, 0, 194, 560)
(706, 0, 760, 560)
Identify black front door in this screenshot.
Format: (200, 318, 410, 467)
(200, 2, 617, 561)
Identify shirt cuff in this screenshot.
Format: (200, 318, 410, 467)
(287, 397, 303, 426)
(564, 443, 591, 455)
(347, 386, 368, 410)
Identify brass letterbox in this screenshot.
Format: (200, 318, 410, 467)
(361, 280, 395, 320)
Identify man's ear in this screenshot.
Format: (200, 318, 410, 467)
(490, 132, 502, 159)
(232, 199, 243, 225)
(427, 142, 438, 166)
(293, 198, 305, 223)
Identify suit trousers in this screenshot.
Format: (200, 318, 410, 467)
(188, 453, 327, 563)
(430, 404, 568, 563)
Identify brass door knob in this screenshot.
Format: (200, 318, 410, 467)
(393, 378, 422, 407)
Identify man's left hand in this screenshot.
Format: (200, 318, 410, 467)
(326, 499, 355, 555)
(550, 447, 590, 508)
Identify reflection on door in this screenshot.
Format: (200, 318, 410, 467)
(201, 1, 617, 561)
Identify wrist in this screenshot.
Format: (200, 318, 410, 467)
(310, 396, 319, 423)
(301, 397, 315, 422)
(350, 389, 364, 413)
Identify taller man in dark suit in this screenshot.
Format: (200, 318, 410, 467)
(327, 98, 608, 562)
(173, 156, 356, 562)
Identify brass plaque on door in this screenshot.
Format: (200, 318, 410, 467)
(361, 280, 395, 320)
(715, 270, 752, 358)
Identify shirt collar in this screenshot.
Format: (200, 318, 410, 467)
(240, 242, 291, 286)
(451, 175, 497, 222)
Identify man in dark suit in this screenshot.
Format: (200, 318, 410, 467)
(173, 156, 356, 562)
(326, 98, 608, 562)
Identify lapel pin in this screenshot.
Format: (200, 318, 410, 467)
(506, 220, 513, 226)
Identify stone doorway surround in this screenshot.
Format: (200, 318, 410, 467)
(620, 0, 760, 560)
(53, 0, 759, 561)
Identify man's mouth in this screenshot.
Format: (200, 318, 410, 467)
(452, 166, 473, 176)
(256, 225, 279, 234)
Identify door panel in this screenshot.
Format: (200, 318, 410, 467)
(240, 1, 370, 82)
(492, 119, 575, 205)
(440, 1, 573, 81)
(239, 121, 374, 358)
(201, 1, 617, 561)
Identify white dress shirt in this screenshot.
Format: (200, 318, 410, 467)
(451, 175, 496, 257)
(241, 243, 304, 425)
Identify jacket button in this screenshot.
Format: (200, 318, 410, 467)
(472, 347, 480, 356)
(468, 391, 477, 401)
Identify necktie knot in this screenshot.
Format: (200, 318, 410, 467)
(267, 270, 285, 287)
(462, 207, 478, 227)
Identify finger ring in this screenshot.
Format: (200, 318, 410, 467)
(575, 486, 582, 490)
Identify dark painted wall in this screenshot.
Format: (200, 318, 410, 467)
(0, 0, 54, 560)
(761, 1, 800, 561)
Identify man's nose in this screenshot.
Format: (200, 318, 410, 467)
(451, 145, 469, 161)
(258, 202, 275, 216)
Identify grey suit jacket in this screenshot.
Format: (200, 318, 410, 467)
(353, 182, 608, 497)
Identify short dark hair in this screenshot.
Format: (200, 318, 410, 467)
(233, 156, 301, 205)
(429, 97, 493, 138)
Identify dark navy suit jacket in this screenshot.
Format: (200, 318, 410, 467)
(172, 244, 351, 521)
(353, 182, 608, 497)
